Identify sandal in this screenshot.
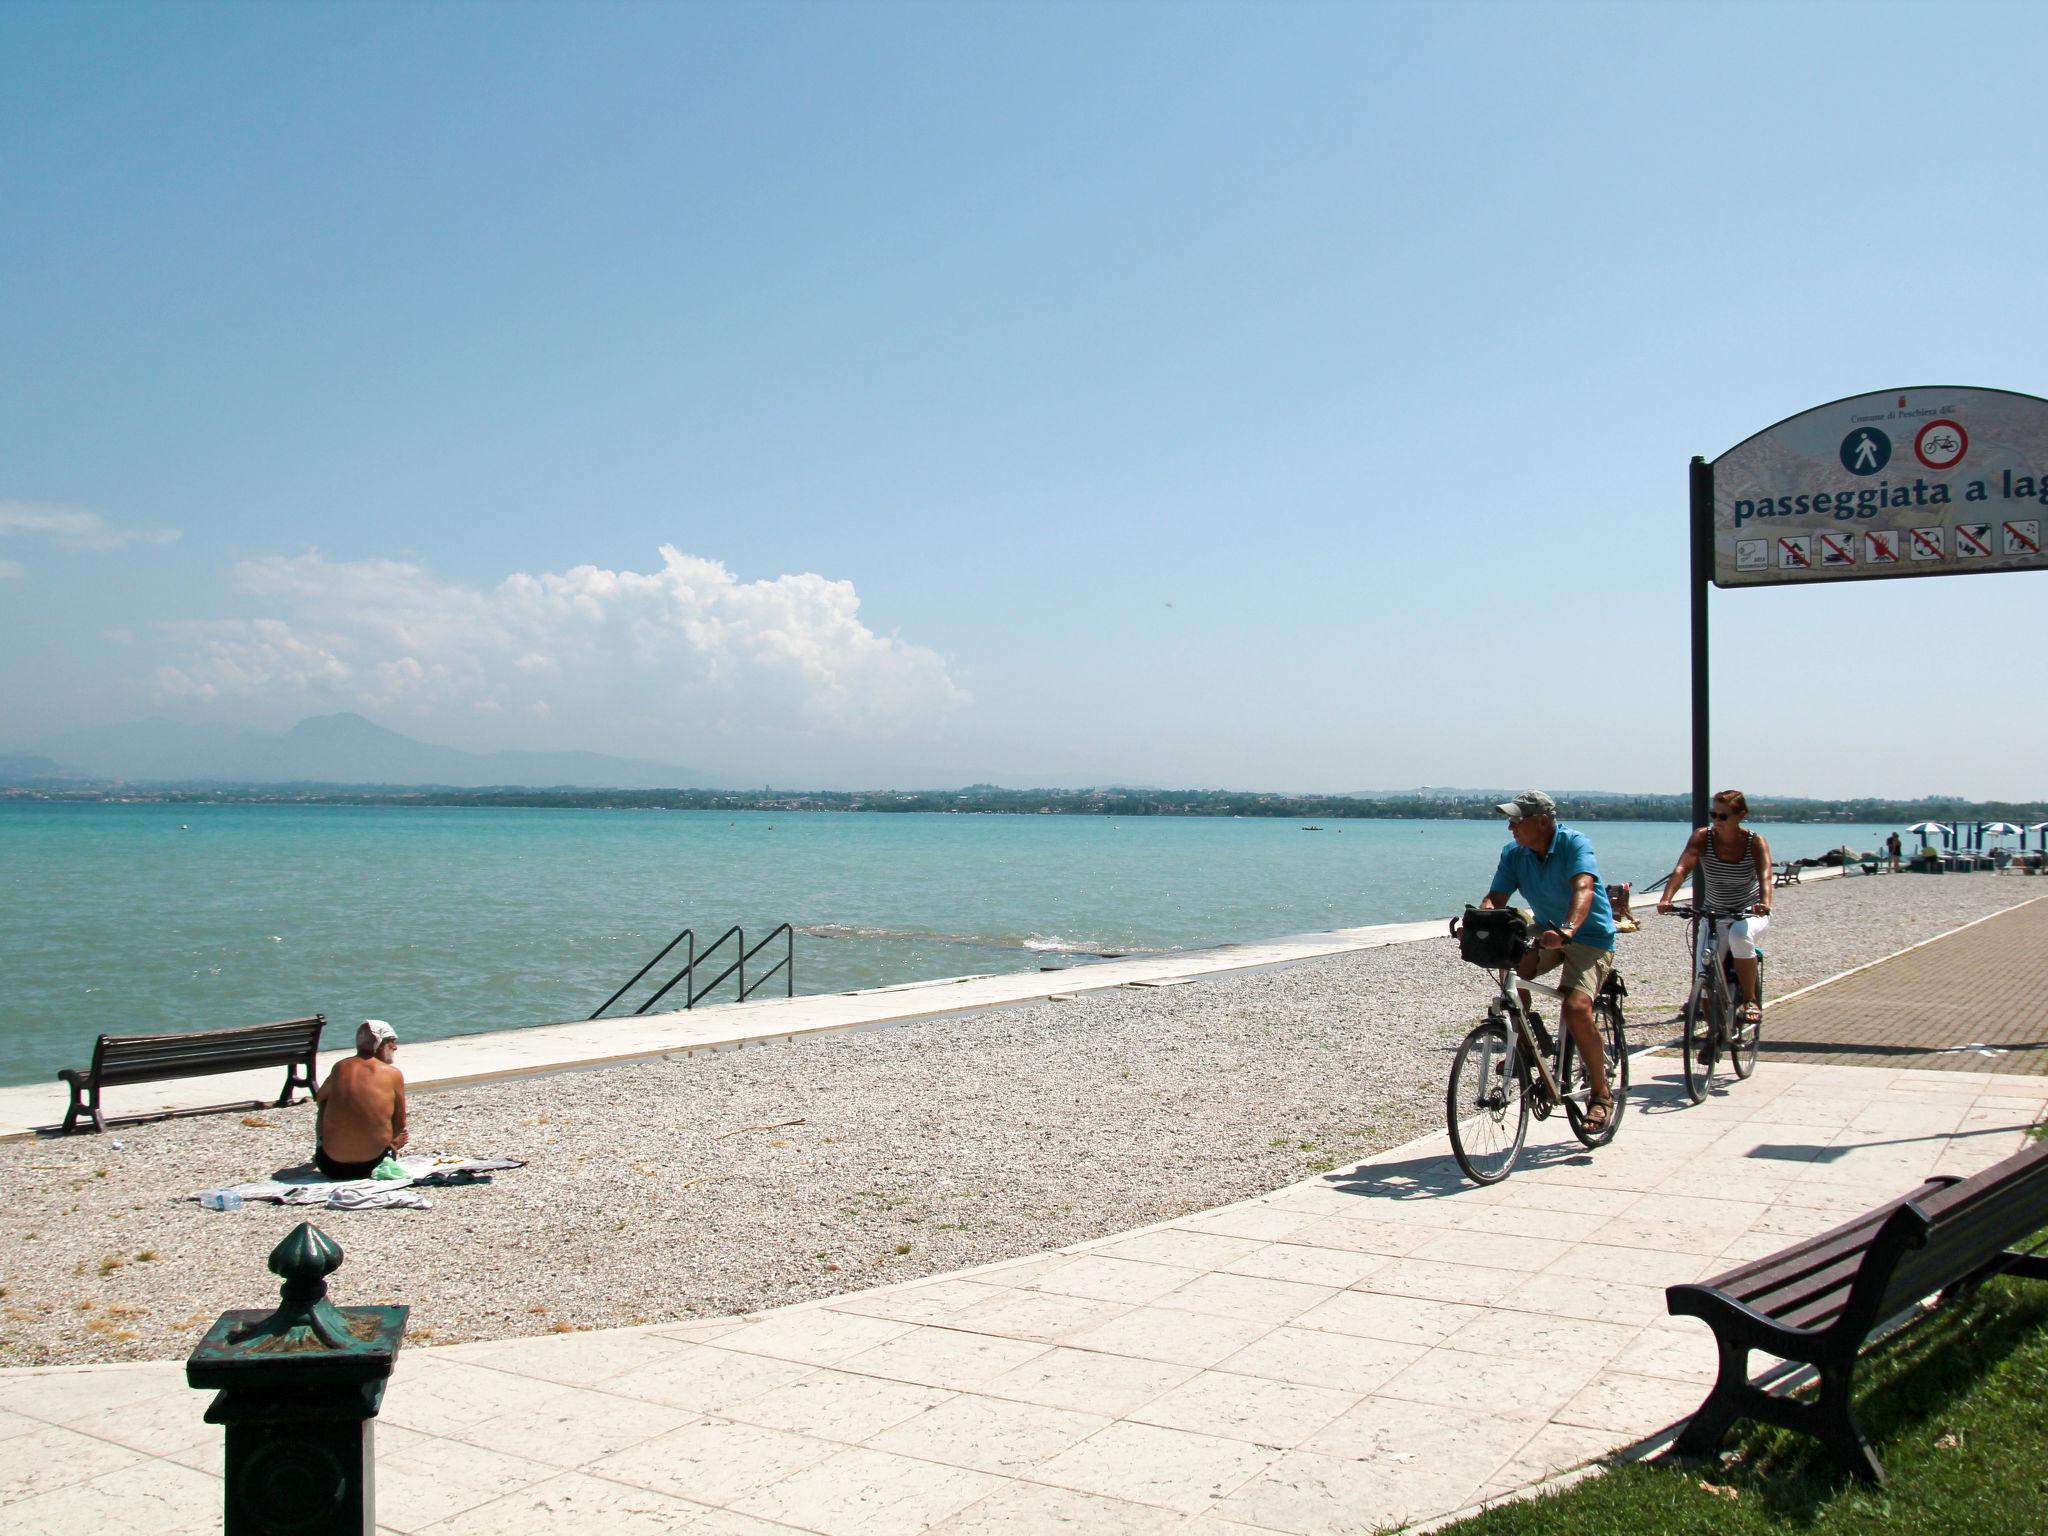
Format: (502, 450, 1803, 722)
(1738, 1002, 1763, 1025)
(1583, 1098, 1614, 1134)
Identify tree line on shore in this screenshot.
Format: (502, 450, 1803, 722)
(8, 782, 2045, 825)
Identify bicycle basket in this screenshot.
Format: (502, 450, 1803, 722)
(1458, 905, 1528, 968)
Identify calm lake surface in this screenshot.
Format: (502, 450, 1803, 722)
(0, 802, 1903, 1085)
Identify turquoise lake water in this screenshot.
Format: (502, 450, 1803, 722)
(0, 802, 1904, 1086)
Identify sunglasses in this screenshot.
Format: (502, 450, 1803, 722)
(1710, 811, 1734, 821)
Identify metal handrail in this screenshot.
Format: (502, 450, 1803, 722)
(595, 920, 797, 1017)
(590, 928, 693, 1020)
(738, 924, 795, 1002)
(685, 926, 747, 1009)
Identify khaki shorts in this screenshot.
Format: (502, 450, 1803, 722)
(1520, 940, 1614, 1001)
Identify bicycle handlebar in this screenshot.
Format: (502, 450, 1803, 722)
(1664, 903, 1764, 921)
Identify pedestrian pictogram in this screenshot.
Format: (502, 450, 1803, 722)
(1956, 523, 1992, 557)
(1914, 418, 1968, 470)
(1840, 427, 1891, 475)
(1864, 531, 1899, 564)
(1818, 532, 1856, 567)
(2005, 520, 2042, 555)
(1908, 527, 1945, 561)
(1735, 539, 1768, 572)
(1777, 536, 1812, 569)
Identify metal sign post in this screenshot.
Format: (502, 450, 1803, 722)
(1691, 386, 2048, 831)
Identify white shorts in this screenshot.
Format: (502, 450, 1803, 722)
(1696, 912, 1768, 964)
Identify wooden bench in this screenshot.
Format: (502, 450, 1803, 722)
(1665, 1138, 2048, 1482)
(58, 1015, 326, 1134)
(1772, 861, 1802, 887)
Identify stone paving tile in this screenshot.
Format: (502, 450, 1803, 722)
(446, 1326, 701, 1386)
(0, 1456, 218, 1536)
(711, 1309, 920, 1368)
(978, 1345, 1199, 1417)
(1127, 1369, 1361, 1448)
(1063, 1305, 1276, 1370)
(941, 1287, 1132, 1345)
(407, 1469, 780, 1535)
(460, 1384, 699, 1468)
(0, 1363, 189, 1427)
(834, 1327, 1051, 1393)
(1214, 1325, 1428, 1395)
(1151, 1272, 1339, 1328)
(925, 1480, 1189, 1534)
(732, 1446, 1006, 1535)
(864, 1393, 1109, 1475)
(583, 1417, 843, 1507)
(1219, 1242, 1390, 1290)
(374, 1436, 561, 1534)
(1375, 1345, 1602, 1424)
(719, 1369, 955, 1442)
(378, 1358, 584, 1436)
(1092, 1229, 1273, 1271)
(825, 1280, 1010, 1326)
(602, 1346, 820, 1415)
(1032, 1420, 1280, 1515)
(1023, 1254, 1204, 1306)
(0, 1420, 149, 1503)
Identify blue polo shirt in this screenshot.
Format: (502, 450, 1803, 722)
(1489, 824, 1616, 952)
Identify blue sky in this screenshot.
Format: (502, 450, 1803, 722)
(3, 0, 2044, 796)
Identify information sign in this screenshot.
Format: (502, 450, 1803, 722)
(1709, 386, 2048, 587)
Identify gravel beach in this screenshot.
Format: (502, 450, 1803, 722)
(2, 871, 2035, 1367)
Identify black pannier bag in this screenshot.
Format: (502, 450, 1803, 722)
(1458, 905, 1529, 968)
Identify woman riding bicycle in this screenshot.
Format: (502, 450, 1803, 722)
(1657, 789, 1772, 1027)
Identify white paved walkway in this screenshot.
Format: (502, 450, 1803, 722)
(0, 921, 1444, 1140)
(4, 1054, 2040, 1534)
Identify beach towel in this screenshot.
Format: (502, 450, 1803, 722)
(189, 1154, 526, 1211)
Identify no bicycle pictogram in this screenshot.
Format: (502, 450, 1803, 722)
(1818, 532, 1856, 567)
(1735, 539, 1768, 572)
(1863, 531, 1900, 564)
(1908, 527, 1945, 561)
(2005, 520, 2042, 556)
(1777, 536, 1813, 569)
(1914, 418, 1968, 470)
(1956, 523, 1993, 557)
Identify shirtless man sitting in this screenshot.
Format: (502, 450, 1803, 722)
(314, 1019, 409, 1179)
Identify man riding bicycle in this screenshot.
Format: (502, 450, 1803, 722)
(1477, 791, 1619, 1134)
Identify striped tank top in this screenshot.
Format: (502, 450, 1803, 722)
(1700, 828, 1761, 912)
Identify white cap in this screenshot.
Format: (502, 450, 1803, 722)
(357, 1019, 397, 1052)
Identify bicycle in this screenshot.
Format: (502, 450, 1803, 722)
(1669, 903, 1764, 1102)
(1444, 909, 1630, 1185)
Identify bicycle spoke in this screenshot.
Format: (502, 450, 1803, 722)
(1447, 1020, 1527, 1184)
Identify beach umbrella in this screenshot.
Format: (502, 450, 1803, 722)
(1983, 822, 2022, 839)
(2028, 821, 2048, 851)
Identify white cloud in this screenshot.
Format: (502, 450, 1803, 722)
(151, 548, 969, 756)
(0, 500, 180, 551)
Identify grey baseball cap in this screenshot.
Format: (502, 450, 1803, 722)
(1495, 790, 1556, 821)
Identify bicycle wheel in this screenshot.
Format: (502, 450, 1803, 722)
(1731, 965, 1762, 1079)
(1681, 967, 1723, 1104)
(1447, 1020, 1528, 1184)
(1564, 995, 1629, 1148)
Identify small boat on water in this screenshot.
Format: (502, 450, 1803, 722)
(1301, 825, 1324, 831)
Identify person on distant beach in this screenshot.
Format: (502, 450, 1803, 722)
(1657, 790, 1772, 1027)
(1886, 831, 1903, 872)
(1476, 791, 1618, 1134)
(314, 1019, 409, 1179)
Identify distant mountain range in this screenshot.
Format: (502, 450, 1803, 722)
(11, 713, 725, 790)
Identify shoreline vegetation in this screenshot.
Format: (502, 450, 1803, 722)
(6, 782, 2046, 824)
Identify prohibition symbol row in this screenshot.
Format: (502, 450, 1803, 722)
(1737, 520, 2042, 572)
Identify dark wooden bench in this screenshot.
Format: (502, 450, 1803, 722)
(1665, 1138, 2048, 1482)
(1772, 861, 1802, 887)
(58, 1015, 326, 1134)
